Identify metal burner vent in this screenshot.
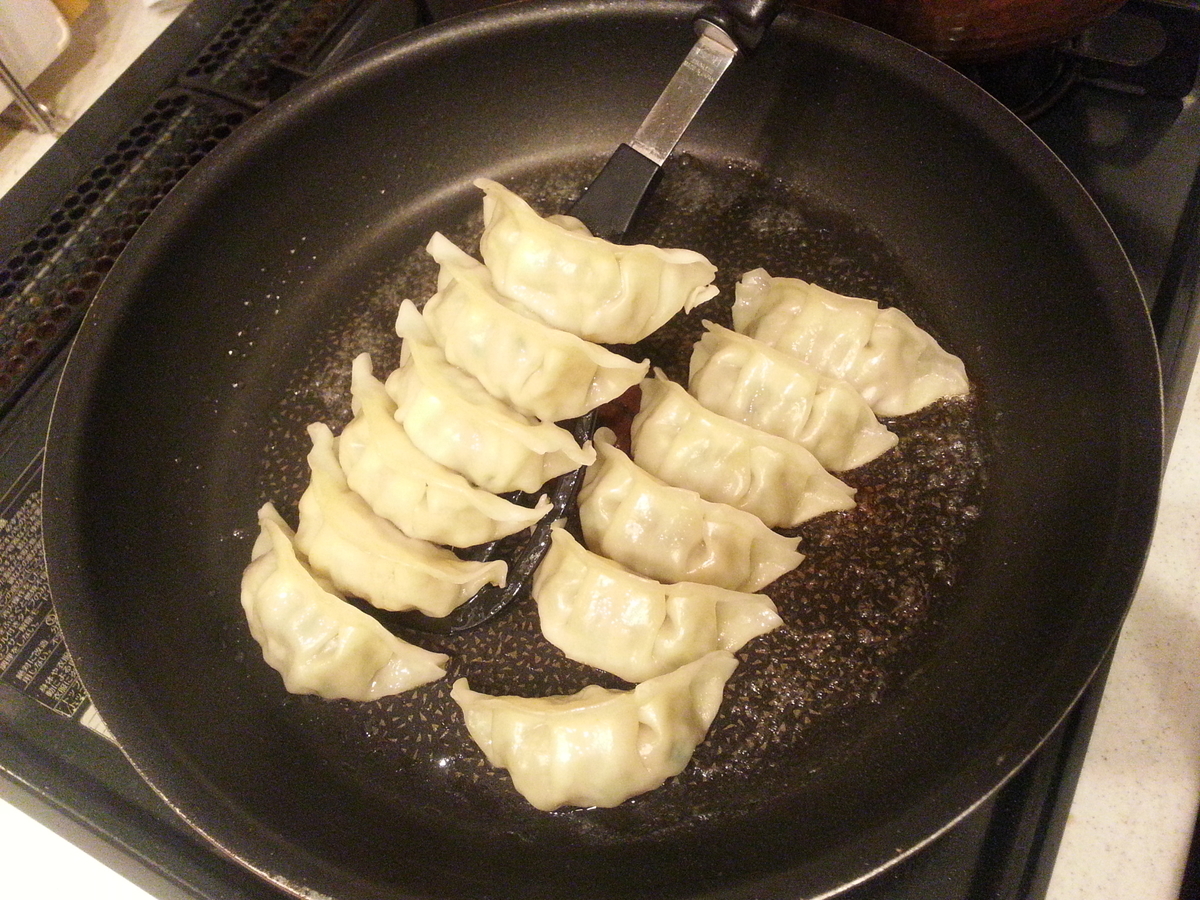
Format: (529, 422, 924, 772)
(0, 0, 379, 415)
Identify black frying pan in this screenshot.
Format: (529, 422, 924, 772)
(42, 2, 1162, 898)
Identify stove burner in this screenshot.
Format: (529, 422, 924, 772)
(961, 47, 1084, 120)
(962, 1, 1200, 121)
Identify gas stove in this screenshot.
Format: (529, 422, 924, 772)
(0, 2, 1196, 898)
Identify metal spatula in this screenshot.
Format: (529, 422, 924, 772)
(403, 0, 785, 634)
(570, 0, 785, 241)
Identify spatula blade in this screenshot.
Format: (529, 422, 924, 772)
(569, 29, 738, 241)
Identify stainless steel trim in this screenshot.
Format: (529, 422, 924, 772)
(629, 31, 737, 166)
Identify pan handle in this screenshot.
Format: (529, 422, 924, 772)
(695, 0, 785, 52)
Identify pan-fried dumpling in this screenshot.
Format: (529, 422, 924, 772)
(295, 422, 507, 617)
(688, 321, 898, 471)
(631, 371, 856, 528)
(241, 502, 448, 699)
(732, 269, 969, 416)
(475, 178, 718, 343)
(388, 299, 595, 493)
(578, 428, 803, 591)
(449, 650, 738, 810)
(534, 526, 782, 683)
(421, 233, 649, 421)
(339, 353, 551, 548)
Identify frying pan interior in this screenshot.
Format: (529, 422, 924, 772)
(43, 2, 1161, 899)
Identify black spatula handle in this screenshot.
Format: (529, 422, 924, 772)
(695, 0, 785, 52)
(570, 0, 785, 242)
(568, 143, 663, 242)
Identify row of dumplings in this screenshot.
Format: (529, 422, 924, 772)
(239, 178, 970, 811)
(493, 271, 968, 810)
(239, 179, 700, 697)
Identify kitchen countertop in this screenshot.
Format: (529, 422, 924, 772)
(1, 3, 1198, 898)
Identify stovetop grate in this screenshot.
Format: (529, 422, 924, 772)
(0, 0, 385, 417)
(180, 0, 369, 105)
(0, 95, 247, 406)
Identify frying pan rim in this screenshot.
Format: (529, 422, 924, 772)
(41, 2, 1163, 899)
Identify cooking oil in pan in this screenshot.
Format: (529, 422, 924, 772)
(244, 153, 987, 836)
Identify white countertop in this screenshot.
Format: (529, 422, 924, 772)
(2, 3, 1199, 898)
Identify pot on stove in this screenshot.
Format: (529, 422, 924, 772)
(803, 0, 1127, 61)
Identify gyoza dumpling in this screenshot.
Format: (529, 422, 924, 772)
(579, 428, 803, 591)
(339, 353, 551, 548)
(732, 269, 969, 416)
(534, 526, 782, 683)
(388, 300, 595, 493)
(475, 178, 718, 343)
(241, 502, 448, 699)
(631, 371, 856, 528)
(449, 650, 738, 810)
(421, 233, 649, 421)
(688, 321, 898, 471)
(295, 422, 507, 617)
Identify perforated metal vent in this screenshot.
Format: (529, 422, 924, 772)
(182, 0, 365, 105)
(0, 0, 371, 413)
(0, 95, 248, 399)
